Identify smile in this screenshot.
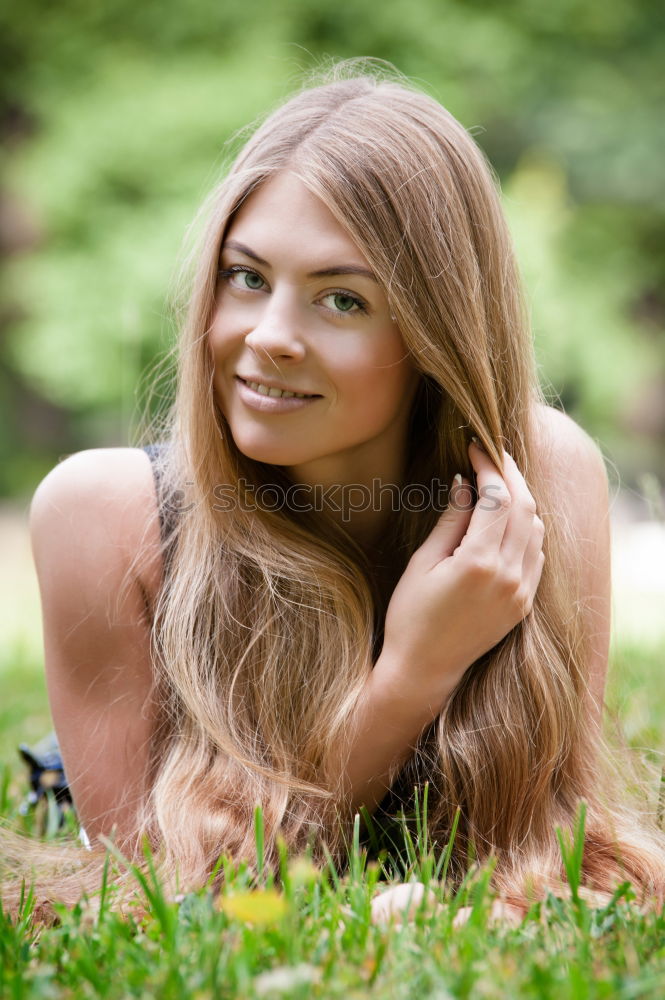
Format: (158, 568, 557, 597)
(234, 377, 322, 413)
(237, 377, 321, 399)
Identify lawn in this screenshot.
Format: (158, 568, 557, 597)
(1, 636, 665, 999)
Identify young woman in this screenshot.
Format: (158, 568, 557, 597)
(3, 61, 665, 923)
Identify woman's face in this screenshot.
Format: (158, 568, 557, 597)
(209, 171, 419, 486)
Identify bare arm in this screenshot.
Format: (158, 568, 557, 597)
(532, 404, 612, 731)
(323, 661, 443, 818)
(29, 448, 162, 852)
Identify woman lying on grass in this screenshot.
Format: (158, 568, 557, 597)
(2, 59, 664, 925)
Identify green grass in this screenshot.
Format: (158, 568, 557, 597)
(2, 640, 665, 999)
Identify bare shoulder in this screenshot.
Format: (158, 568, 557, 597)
(531, 403, 608, 502)
(531, 407, 611, 723)
(29, 447, 163, 609)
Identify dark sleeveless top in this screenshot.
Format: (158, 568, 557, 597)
(142, 443, 169, 545)
(142, 442, 179, 577)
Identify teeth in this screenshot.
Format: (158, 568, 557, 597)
(245, 380, 312, 399)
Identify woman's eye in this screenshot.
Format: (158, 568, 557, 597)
(218, 266, 266, 291)
(241, 271, 265, 290)
(320, 292, 366, 315)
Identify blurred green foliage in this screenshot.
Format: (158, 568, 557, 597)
(1, 0, 664, 496)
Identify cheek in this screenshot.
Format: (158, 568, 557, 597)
(208, 315, 236, 406)
(208, 313, 243, 377)
(209, 308, 230, 353)
(332, 336, 414, 418)
(207, 309, 221, 352)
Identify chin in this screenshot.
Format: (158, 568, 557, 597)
(230, 434, 312, 468)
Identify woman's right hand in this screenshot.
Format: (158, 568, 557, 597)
(377, 440, 545, 714)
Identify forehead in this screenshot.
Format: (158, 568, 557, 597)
(225, 171, 369, 266)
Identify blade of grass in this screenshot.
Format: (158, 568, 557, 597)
(358, 805, 380, 856)
(43, 790, 61, 840)
(254, 803, 265, 885)
(98, 833, 177, 945)
(414, 785, 423, 855)
(95, 849, 112, 927)
(397, 806, 418, 874)
(321, 842, 341, 894)
(434, 806, 461, 885)
(349, 813, 368, 884)
(205, 851, 227, 893)
(555, 800, 587, 906)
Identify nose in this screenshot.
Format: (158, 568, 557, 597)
(243, 294, 306, 363)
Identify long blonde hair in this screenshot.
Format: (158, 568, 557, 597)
(2, 59, 664, 921)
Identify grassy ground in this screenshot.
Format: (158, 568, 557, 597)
(1, 637, 664, 998)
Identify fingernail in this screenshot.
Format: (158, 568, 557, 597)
(470, 435, 482, 448)
(453, 473, 462, 487)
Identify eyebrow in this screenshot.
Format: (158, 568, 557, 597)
(221, 239, 379, 283)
